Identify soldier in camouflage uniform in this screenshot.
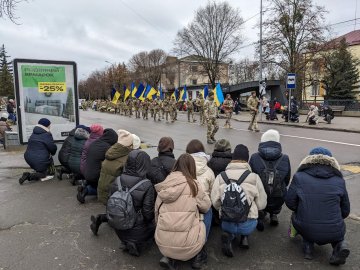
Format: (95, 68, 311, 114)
(223, 94, 234, 128)
(149, 100, 155, 118)
(162, 96, 171, 122)
(204, 92, 219, 144)
(185, 97, 196, 122)
(196, 94, 206, 125)
(128, 98, 133, 116)
(170, 96, 178, 123)
(142, 99, 149, 120)
(159, 99, 165, 119)
(152, 98, 161, 121)
(247, 91, 260, 132)
(134, 99, 141, 118)
(119, 100, 124, 115)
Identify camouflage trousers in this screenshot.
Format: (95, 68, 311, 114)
(164, 111, 171, 121)
(150, 109, 154, 118)
(225, 111, 233, 127)
(161, 109, 165, 119)
(207, 117, 219, 140)
(188, 109, 195, 122)
(199, 110, 205, 125)
(248, 111, 259, 130)
(153, 109, 161, 121)
(135, 109, 140, 118)
(172, 109, 177, 121)
(142, 109, 148, 119)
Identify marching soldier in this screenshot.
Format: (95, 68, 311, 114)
(170, 96, 178, 123)
(128, 98, 133, 117)
(223, 94, 234, 128)
(142, 99, 149, 120)
(185, 96, 196, 122)
(196, 94, 206, 125)
(162, 96, 171, 122)
(247, 91, 260, 132)
(152, 98, 161, 121)
(204, 92, 219, 144)
(134, 99, 141, 118)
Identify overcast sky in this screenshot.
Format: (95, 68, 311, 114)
(1, 0, 359, 79)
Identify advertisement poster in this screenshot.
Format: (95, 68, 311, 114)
(13, 59, 79, 143)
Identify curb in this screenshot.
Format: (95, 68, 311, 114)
(228, 117, 360, 134)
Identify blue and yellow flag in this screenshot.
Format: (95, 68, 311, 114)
(171, 88, 179, 101)
(180, 85, 187, 101)
(135, 83, 145, 99)
(131, 82, 137, 98)
(111, 88, 121, 104)
(124, 85, 131, 101)
(146, 86, 158, 100)
(213, 83, 224, 106)
(201, 85, 209, 99)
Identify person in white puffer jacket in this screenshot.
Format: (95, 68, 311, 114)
(186, 139, 215, 240)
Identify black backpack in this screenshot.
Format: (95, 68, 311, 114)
(258, 156, 284, 197)
(220, 170, 251, 223)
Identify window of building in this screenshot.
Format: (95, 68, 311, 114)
(191, 65, 198, 73)
(192, 79, 197, 85)
(311, 83, 320, 96)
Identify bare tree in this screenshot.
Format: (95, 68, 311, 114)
(174, 1, 243, 87)
(129, 49, 167, 87)
(0, 0, 25, 23)
(230, 58, 259, 84)
(262, 0, 328, 99)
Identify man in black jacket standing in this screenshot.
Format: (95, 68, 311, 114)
(249, 129, 291, 230)
(285, 147, 350, 265)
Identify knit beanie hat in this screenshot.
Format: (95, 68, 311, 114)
(1, 112, 8, 119)
(261, 129, 280, 143)
(76, 124, 91, 134)
(214, 139, 231, 152)
(158, 137, 174, 153)
(132, 134, 141, 149)
(90, 124, 104, 135)
(117, 129, 133, 147)
(309, 147, 332, 157)
(38, 118, 51, 127)
(232, 144, 249, 161)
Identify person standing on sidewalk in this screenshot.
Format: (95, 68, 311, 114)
(247, 91, 260, 132)
(249, 129, 291, 231)
(204, 92, 219, 144)
(223, 94, 234, 128)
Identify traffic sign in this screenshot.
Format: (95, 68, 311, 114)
(287, 73, 296, 89)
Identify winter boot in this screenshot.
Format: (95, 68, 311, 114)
(19, 172, 30, 185)
(192, 247, 207, 269)
(159, 257, 178, 270)
(240, 235, 249, 249)
(77, 185, 88, 204)
(270, 214, 279, 226)
(90, 215, 102, 236)
(126, 241, 140, 257)
(303, 241, 314, 260)
(221, 232, 234, 257)
(329, 241, 350, 265)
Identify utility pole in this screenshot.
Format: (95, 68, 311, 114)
(259, 0, 263, 120)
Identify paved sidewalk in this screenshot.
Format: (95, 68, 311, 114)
(226, 112, 360, 133)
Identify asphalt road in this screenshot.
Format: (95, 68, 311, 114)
(0, 110, 359, 270)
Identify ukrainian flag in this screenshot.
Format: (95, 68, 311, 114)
(111, 89, 121, 104)
(213, 83, 224, 107)
(124, 86, 131, 101)
(135, 83, 145, 99)
(171, 88, 179, 101)
(146, 86, 158, 100)
(180, 85, 187, 101)
(131, 82, 137, 98)
(201, 85, 209, 99)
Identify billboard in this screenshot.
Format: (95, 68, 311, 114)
(13, 59, 79, 143)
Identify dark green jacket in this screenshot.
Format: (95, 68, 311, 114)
(97, 143, 131, 204)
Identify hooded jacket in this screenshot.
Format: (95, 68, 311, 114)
(191, 154, 215, 196)
(155, 171, 211, 261)
(97, 143, 131, 204)
(285, 154, 350, 245)
(58, 128, 76, 169)
(80, 132, 102, 175)
(83, 129, 118, 185)
(211, 162, 267, 220)
(68, 128, 89, 175)
(147, 152, 176, 185)
(249, 141, 291, 212)
(24, 125, 57, 173)
(208, 150, 232, 177)
(110, 150, 155, 244)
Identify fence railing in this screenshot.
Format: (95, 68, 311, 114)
(300, 100, 360, 111)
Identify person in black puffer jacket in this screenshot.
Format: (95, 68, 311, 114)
(207, 139, 232, 177)
(19, 118, 57, 184)
(147, 137, 176, 185)
(91, 150, 155, 257)
(68, 127, 90, 176)
(285, 147, 350, 265)
(249, 129, 291, 230)
(77, 128, 118, 203)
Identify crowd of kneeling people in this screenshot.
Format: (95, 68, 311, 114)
(19, 118, 351, 268)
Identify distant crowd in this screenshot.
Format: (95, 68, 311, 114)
(18, 118, 351, 268)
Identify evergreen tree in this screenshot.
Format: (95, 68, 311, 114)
(322, 38, 360, 100)
(0, 44, 14, 98)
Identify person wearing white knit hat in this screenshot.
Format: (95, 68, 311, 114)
(132, 134, 141, 149)
(249, 129, 291, 231)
